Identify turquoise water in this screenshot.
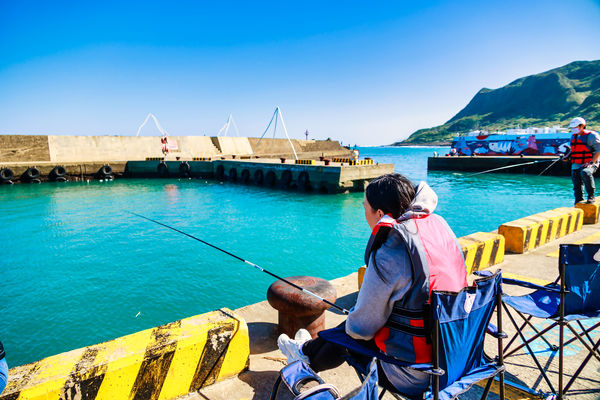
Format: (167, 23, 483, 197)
(1, 147, 572, 367)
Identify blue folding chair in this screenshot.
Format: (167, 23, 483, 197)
(312, 271, 506, 400)
(502, 243, 600, 399)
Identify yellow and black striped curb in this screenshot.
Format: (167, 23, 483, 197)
(332, 157, 351, 163)
(145, 157, 165, 161)
(192, 157, 212, 161)
(0, 308, 249, 400)
(331, 158, 374, 165)
(498, 207, 583, 254)
(458, 232, 505, 274)
(575, 200, 600, 224)
(295, 159, 315, 165)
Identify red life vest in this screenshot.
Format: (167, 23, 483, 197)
(570, 132, 594, 164)
(365, 214, 467, 363)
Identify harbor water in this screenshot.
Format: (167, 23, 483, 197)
(1, 146, 573, 367)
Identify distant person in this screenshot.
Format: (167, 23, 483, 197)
(160, 135, 169, 157)
(0, 341, 7, 394)
(569, 117, 600, 204)
(449, 148, 457, 156)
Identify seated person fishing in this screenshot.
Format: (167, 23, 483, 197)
(277, 173, 468, 396)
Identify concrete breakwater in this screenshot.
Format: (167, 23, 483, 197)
(0, 135, 392, 192)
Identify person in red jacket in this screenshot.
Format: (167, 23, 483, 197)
(569, 117, 600, 204)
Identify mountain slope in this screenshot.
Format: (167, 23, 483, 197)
(398, 60, 600, 144)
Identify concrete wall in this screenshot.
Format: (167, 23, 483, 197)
(0, 135, 51, 162)
(47, 136, 221, 162)
(0, 135, 352, 163)
(217, 137, 253, 156)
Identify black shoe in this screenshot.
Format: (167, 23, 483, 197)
(586, 197, 596, 204)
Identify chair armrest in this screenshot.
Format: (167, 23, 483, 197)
(502, 277, 561, 293)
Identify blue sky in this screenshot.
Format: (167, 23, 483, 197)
(1, 0, 599, 145)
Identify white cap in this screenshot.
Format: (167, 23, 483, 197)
(569, 117, 586, 128)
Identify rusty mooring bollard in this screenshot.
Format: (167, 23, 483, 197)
(267, 276, 337, 339)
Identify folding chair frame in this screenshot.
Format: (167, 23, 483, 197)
(502, 246, 600, 400)
(334, 273, 506, 400)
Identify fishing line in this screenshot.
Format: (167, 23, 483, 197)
(128, 211, 349, 315)
(463, 158, 557, 177)
(394, 155, 563, 189)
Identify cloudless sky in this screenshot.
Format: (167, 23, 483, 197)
(1, 0, 599, 145)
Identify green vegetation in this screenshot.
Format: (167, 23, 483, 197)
(397, 60, 600, 145)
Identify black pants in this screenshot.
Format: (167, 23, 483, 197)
(301, 323, 396, 392)
(571, 164, 597, 202)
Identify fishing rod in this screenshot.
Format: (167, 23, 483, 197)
(128, 211, 349, 315)
(537, 154, 566, 176)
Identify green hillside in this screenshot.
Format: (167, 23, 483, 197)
(397, 60, 600, 145)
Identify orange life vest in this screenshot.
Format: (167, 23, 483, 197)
(570, 133, 594, 164)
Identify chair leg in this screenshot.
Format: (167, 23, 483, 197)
(574, 320, 600, 356)
(563, 334, 600, 393)
(565, 323, 600, 363)
(503, 303, 556, 394)
(480, 378, 494, 400)
(502, 307, 557, 357)
(502, 313, 533, 353)
(515, 310, 558, 350)
(561, 320, 600, 348)
(503, 304, 558, 357)
(558, 321, 564, 400)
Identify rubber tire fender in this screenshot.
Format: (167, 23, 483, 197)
(157, 162, 169, 177)
(100, 165, 113, 176)
(241, 169, 250, 183)
(229, 168, 237, 181)
(298, 171, 310, 188)
(179, 161, 191, 176)
(265, 170, 277, 186)
(254, 169, 264, 185)
(23, 167, 41, 181)
(49, 165, 67, 178)
(215, 164, 225, 181)
(280, 169, 292, 187)
(0, 168, 14, 182)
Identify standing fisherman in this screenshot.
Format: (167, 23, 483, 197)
(568, 117, 600, 204)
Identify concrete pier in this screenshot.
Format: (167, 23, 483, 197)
(126, 158, 393, 193)
(0, 135, 390, 190)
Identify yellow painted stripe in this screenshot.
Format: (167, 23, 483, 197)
(216, 317, 250, 382)
(94, 329, 153, 400)
(502, 272, 553, 286)
(157, 320, 209, 400)
(546, 230, 600, 258)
